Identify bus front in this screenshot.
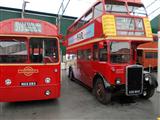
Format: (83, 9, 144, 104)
(0, 19, 61, 102)
(101, 0, 158, 98)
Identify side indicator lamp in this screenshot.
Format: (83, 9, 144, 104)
(111, 67, 116, 72)
(54, 69, 58, 73)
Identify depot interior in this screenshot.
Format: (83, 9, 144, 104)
(0, 1, 160, 119)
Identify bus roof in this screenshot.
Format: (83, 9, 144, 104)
(67, 1, 101, 31)
(67, 0, 143, 31)
(0, 18, 59, 37)
(137, 42, 158, 50)
(106, 0, 142, 3)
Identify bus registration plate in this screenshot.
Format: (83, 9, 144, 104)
(20, 82, 37, 86)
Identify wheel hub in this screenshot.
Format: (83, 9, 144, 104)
(143, 91, 147, 96)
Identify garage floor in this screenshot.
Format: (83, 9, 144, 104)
(0, 70, 160, 120)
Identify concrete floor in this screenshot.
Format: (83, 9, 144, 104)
(0, 70, 160, 120)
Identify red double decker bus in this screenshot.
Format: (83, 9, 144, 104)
(0, 18, 61, 102)
(65, 0, 158, 104)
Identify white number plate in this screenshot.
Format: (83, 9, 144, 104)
(20, 82, 37, 86)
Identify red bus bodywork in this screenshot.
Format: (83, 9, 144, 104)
(137, 42, 157, 69)
(65, 0, 158, 103)
(0, 18, 61, 102)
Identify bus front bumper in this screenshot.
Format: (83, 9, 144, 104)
(0, 84, 60, 102)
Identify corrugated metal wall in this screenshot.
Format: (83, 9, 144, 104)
(151, 15, 160, 33)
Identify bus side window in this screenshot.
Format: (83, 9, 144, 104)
(77, 50, 84, 60)
(93, 44, 98, 60)
(145, 52, 157, 59)
(84, 49, 91, 60)
(78, 50, 81, 59)
(99, 42, 107, 61)
(154, 52, 158, 58)
(93, 2, 103, 19)
(83, 9, 93, 24)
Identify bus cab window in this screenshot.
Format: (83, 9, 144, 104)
(44, 39, 58, 63)
(30, 38, 58, 63)
(99, 42, 107, 61)
(93, 44, 98, 60)
(30, 38, 43, 63)
(110, 42, 130, 64)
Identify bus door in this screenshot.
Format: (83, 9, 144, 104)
(77, 50, 84, 82)
(91, 42, 108, 85)
(81, 49, 92, 87)
(137, 50, 143, 65)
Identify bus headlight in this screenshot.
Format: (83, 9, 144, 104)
(45, 90, 51, 96)
(144, 74, 151, 82)
(5, 79, 12, 86)
(115, 78, 121, 85)
(45, 77, 51, 84)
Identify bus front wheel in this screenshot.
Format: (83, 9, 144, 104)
(139, 88, 155, 99)
(94, 78, 111, 104)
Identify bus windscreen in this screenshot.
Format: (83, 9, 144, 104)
(128, 3, 147, 16)
(105, 1, 127, 14)
(110, 42, 130, 64)
(29, 38, 59, 63)
(0, 40, 27, 63)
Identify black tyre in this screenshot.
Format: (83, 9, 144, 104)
(140, 88, 155, 99)
(94, 78, 111, 104)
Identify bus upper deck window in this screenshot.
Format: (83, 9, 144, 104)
(128, 3, 147, 17)
(105, 1, 127, 14)
(93, 3, 103, 18)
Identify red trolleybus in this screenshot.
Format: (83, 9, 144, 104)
(65, 0, 158, 104)
(0, 18, 61, 102)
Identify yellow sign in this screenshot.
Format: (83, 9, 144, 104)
(18, 66, 39, 76)
(102, 15, 116, 36)
(143, 18, 152, 38)
(157, 116, 160, 120)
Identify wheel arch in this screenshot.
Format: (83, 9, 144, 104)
(92, 73, 111, 89)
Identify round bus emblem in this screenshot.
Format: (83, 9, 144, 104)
(18, 66, 39, 76)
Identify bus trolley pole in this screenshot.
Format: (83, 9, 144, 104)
(21, 0, 29, 18)
(158, 31, 160, 92)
